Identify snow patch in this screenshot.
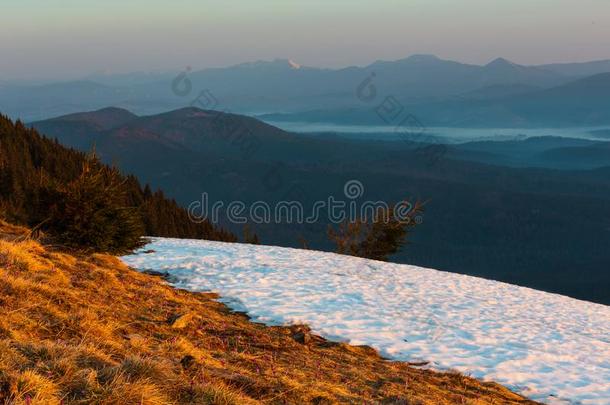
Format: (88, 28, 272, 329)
(122, 238, 610, 404)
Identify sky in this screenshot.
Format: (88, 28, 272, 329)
(1, 0, 610, 80)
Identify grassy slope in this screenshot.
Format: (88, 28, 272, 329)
(0, 221, 537, 404)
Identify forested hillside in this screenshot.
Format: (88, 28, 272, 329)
(0, 114, 236, 243)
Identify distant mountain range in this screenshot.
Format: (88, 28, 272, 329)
(4, 55, 610, 124)
(538, 59, 610, 76)
(28, 106, 610, 304)
(263, 72, 610, 127)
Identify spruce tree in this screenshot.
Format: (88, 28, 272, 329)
(44, 159, 146, 253)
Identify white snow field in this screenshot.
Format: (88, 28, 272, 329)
(122, 238, 610, 404)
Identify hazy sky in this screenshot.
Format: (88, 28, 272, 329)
(1, 0, 609, 80)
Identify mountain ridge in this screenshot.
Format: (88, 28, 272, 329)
(6, 54, 610, 121)
(262, 71, 610, 127)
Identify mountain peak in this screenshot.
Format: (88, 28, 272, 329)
(404, 54, 441, 63)
(287, 59, 301, 69)
(233, 58, 303, 70)
(41, 106, 138, 130)
(485, 57, 519, 69)
(95, 106, 135, 115)
(368, 54, 444, 68)
(269, 58, 301, 69)
(158, 106, 218, 119)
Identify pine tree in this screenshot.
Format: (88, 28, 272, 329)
(44, 159, 145, 253)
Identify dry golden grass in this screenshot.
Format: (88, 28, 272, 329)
(0, 222, 539, 404)
(0, 220, 29, 242)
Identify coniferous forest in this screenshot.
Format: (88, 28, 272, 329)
(0, 114, 236, 251)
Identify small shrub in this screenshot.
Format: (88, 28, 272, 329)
(242, 225, 260, 244)
(328, 200, 424, 261)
